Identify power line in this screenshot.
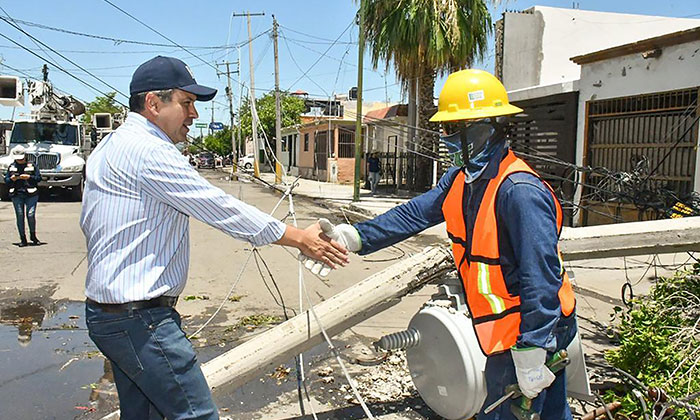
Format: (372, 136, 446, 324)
(278, 24, 356, 44)
(0, 32, 125, 105)
(280, 29, 329, 97)
(0, 15, 254, 49)
(102, 0, 254, 94)
(286, 19, 355, 91)
(0, 6, 129, 102)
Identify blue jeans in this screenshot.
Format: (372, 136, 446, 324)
(477, 316, 577, 420)
(86, 302, 218, 420)
(11, 194, 38, 237)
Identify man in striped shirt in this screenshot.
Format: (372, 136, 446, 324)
(80, 56, 348, 420)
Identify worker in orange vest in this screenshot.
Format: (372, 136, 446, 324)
(308, 69, 578, 419)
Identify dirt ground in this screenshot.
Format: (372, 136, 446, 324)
(0, 170, 686, 419)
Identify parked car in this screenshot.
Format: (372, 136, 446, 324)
(197, 152, 215, 169)
(238, 153, 255, 170)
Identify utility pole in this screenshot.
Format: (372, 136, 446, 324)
(205, 103, 217, 136)
(353, 2, 365, 202)
(273, 15, 283, 184)
(216, 60, 240, 176)
(231, 11, 264, 176)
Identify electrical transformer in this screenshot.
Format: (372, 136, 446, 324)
(376, 274, 592, 419)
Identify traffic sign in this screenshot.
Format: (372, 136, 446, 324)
(195, 122, 208, 128)
(209, 122, 224, 130)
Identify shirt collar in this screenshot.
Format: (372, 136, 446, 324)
(125, 112, 174, 144)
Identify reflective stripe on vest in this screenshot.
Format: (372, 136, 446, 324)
(441, 150, 576, 356)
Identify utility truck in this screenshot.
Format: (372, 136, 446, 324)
(0, 70, 90, 201)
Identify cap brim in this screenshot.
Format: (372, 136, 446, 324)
(13, 154, 25, 160)
(180, 84, 217, 101)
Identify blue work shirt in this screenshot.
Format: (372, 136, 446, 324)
(354, 143, 576, 351)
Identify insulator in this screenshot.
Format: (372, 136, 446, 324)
(374, 328, 421, 351)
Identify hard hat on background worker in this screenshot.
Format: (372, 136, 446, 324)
(11, 145, 25, 161)
(431, 69, 523, 165)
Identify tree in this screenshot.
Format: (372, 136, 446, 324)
(361, 0, 491, 190)
(82, 92, 123, 126)
(202, 127, 237, 157)
(239, 91, 306, 148)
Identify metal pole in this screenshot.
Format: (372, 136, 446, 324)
(273, 15, 283, 184)
(353, 2, 365, 202)
(247, 12, 260, 177)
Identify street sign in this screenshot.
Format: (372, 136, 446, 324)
(209, 122, 224, 130)
(195, 122, 208, 128)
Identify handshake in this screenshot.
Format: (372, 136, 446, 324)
(299, 218, 361, 277)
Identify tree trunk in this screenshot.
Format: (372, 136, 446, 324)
(415, 64, 437, 191)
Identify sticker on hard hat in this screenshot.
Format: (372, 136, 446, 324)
(467, 90, 485, 102)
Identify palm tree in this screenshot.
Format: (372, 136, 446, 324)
(361, 0, 491, 190)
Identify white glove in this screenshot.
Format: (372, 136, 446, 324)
(511, 347, 556, 399)
(298, 218, 361, 277)
(318, 218, 362, 252)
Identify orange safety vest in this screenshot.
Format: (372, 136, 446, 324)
(442, 150, 576, 356)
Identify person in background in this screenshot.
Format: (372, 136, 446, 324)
(367, 151, 382, 196)
(5, 145, 41, 247)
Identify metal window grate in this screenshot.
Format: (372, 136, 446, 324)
(584, 87, 700, 223)
(338, 129, 355, 158)
(508, 92, 579, 225)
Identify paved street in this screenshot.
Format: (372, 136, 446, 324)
(0, 169, 693, 419)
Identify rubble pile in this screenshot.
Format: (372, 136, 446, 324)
(351, 351, 418, 403)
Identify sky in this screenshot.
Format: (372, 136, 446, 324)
(0, 0, 697, 125)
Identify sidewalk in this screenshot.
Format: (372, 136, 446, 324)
(256, 172, 414, 217)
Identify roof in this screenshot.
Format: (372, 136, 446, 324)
(363, 104, 408, 123)
(571, 26, 700, 65)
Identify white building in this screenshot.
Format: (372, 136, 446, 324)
(497, 6, 700, 91)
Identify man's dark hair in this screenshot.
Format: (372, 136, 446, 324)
(129, 89, 174, 112)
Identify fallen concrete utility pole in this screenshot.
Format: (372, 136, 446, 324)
(201, 246, 453, 390)
(559, 216, 700, 261)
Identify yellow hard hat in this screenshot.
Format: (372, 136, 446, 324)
(430, 69, 523, 122)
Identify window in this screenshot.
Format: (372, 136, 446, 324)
(304, 133, 309, 151)
(338, 128, 355, 158)
(281, 135, 287, 152)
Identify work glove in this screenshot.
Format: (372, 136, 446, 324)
(299, 218, 362, 277)
(511, 346, 556, 399)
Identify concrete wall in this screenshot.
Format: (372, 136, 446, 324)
(573, 39, 700, 224)
(500, 6, 700, 90)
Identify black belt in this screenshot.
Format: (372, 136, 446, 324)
(86, 296, 178, 313)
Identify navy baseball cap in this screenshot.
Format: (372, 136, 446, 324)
(130, 56, 217, 101)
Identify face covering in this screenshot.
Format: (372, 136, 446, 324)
(439, 119, 507, 167)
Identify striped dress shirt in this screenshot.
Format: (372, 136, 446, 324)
(80, 112, 286, 303)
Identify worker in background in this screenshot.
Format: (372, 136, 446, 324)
(312, 69, 577, 419)
(5, 145, 42, 247)
(80, 56, 349, 420)
(367, 151, 382, 196)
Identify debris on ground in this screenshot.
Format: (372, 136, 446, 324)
(351, 350, 418, 404)
(268, 364, 292, 385)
